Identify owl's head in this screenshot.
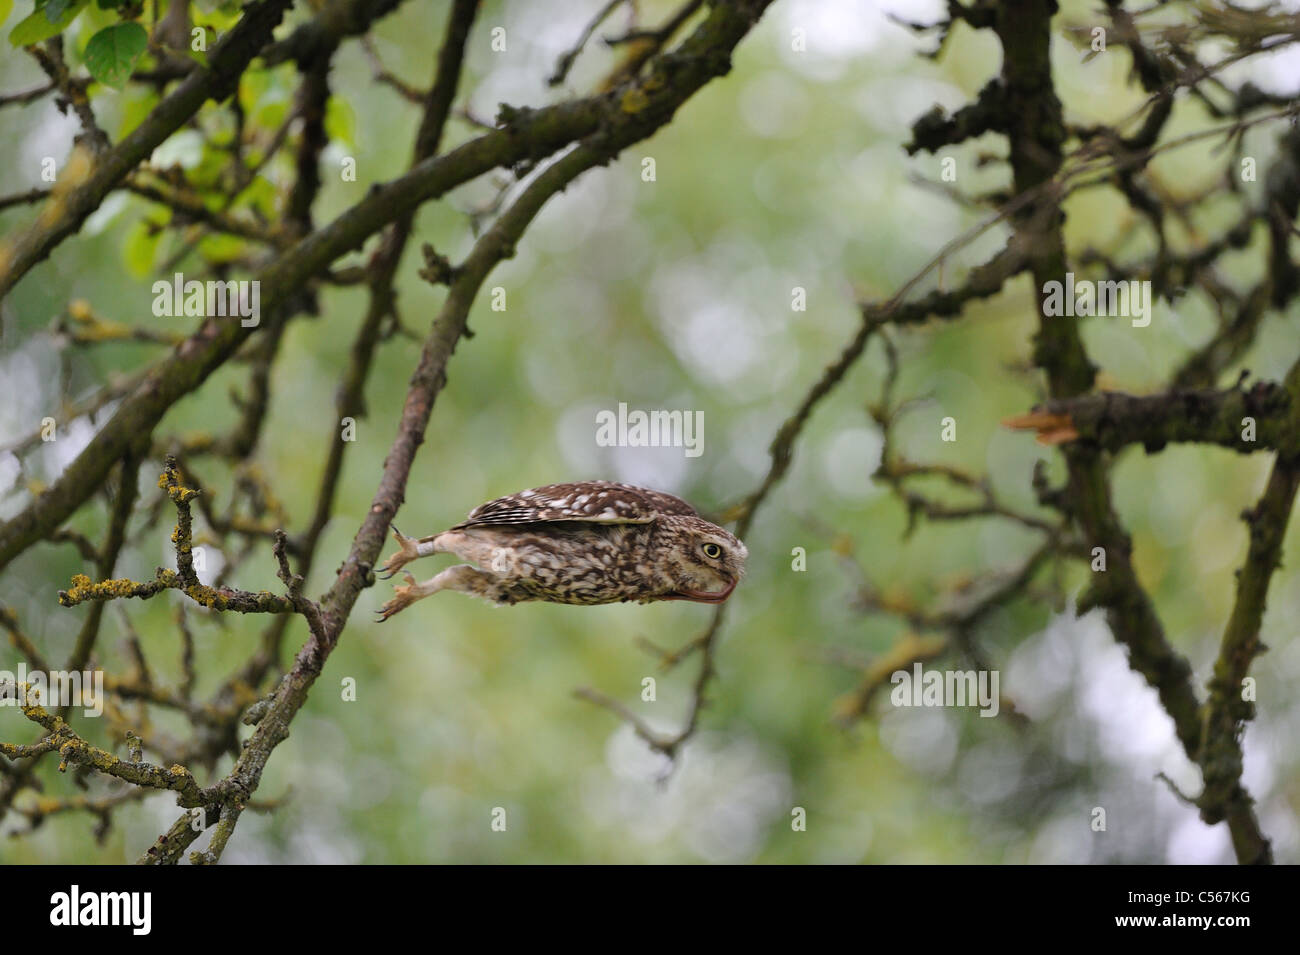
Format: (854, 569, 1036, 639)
(656, 516, 748, 604)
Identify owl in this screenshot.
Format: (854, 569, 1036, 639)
(375, 481, 747, 621)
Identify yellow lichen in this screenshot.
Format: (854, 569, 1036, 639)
(184, 585, 227, 610)
(620, 87, 650, 114)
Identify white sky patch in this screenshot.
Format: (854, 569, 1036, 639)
(1261, 802, 1300, 862)
(1008, 608, 1192, 773)
(150, 130, 205, 170)
(320, 140, 348, 174)
(853, 76, 971, 135)
(608, 444, 688, 493)
(581, 727, 793, 864)
(1241, 723, 1278, 796)
(17, 105, 79, 189)
(646, 248, 800, 395)
(676, 301, 762, 384)
(84, 192, 129, 237)
(1006, 609, 1082, 718)
(44, 415, 98, 483)
(1166, 813, 1233, 864)
(467, 64, 540, 123)
(777, 0, 939, 79)
(0, 349, 46, 447)
(0, 453, 19, 497)
(532, 169, 626, 254)
(823, 426, 883, 499)
(466, 1, 602, 112)
(1077, 621, 1185, 765)
(507, 0, 599, 67)
(1004, 606, 1277, 863)
(1217, 35, 1300, 95)
(880, 705, 959, 776)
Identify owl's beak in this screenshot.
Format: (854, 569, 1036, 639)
(665, 577, 738, 604)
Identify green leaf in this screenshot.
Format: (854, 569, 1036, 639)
(83, 21, 146, 90)
(45, 0, 72, 23)
(241, 176, 276, 218)
(198, 233, 246, 264)
(325, 97, 356, 148)
(0, 1, 14, 31)
(8, 0, 86, 45)
(123, 218, 160, 278)
(116, 86, 158, 138)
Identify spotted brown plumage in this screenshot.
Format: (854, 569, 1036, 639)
(375, 481, 747, 620)
(456, 481, 698, 526)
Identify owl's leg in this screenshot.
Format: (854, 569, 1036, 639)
(377, 526, 446, 580)
(376, 564, 510, 621)
(425, 529, 502, 567)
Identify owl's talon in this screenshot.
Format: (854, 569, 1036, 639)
(376, 572, 420, 622)
(377, 526, 420, 580)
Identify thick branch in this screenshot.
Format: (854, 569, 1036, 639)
(1195, 363, 1300, 863)
(1004, 379, 1294, 454)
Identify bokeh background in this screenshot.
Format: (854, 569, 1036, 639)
(2, 0, 1300, 863)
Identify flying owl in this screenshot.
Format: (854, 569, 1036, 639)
(374, 481, 747, 621)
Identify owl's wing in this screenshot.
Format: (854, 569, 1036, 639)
(453, 482, 697, 528)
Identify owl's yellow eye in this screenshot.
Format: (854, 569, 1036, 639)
(702, 543, 723, 559)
